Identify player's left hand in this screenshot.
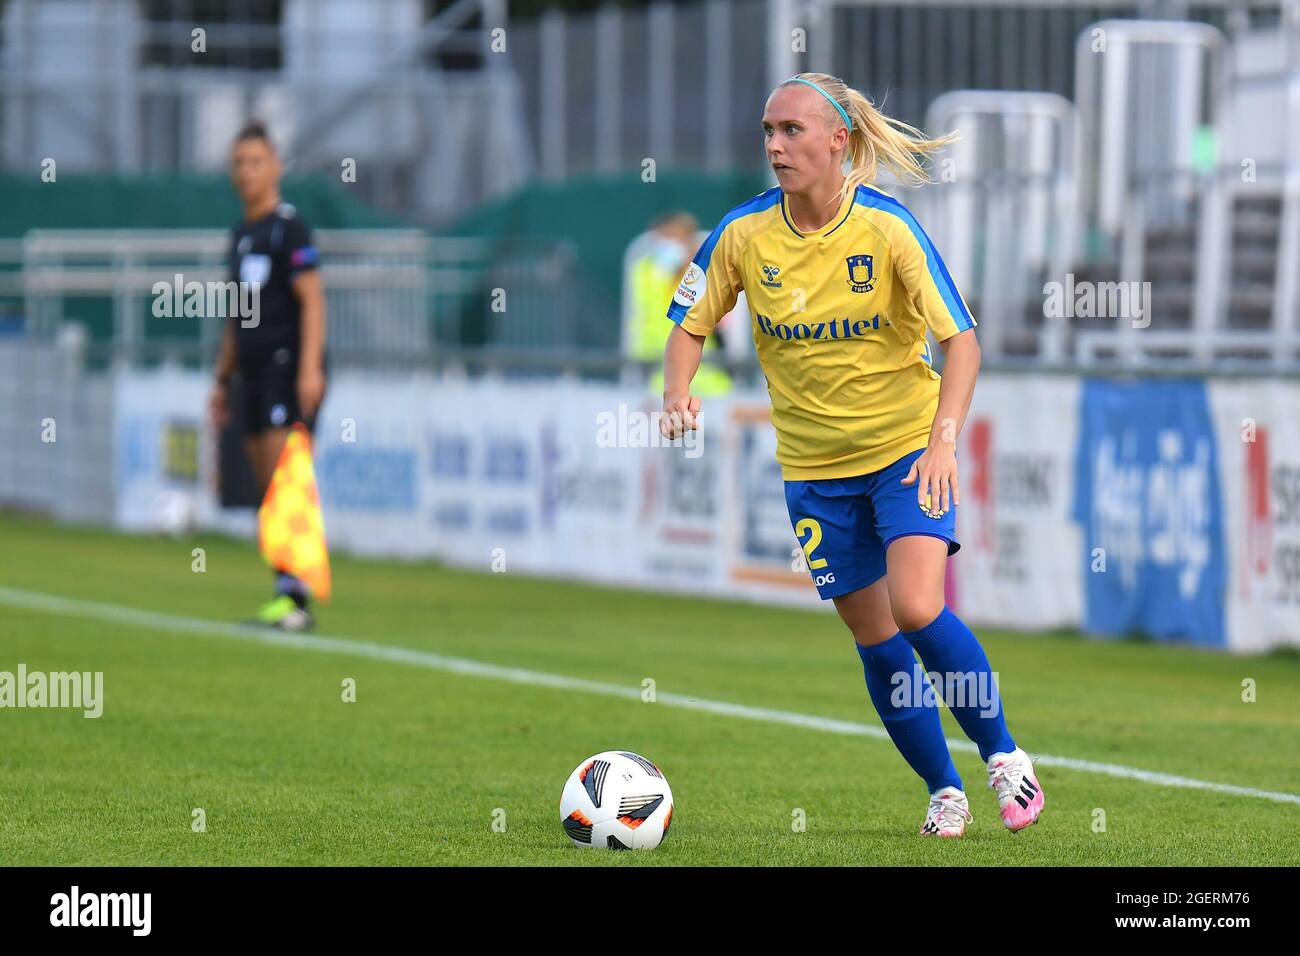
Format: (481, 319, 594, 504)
(901, 443, 959, 517)
(298, 363, 326, 419)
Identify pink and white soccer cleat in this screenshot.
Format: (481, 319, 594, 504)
(987, 748, 1044, 832)
(919, 786, 973, 837)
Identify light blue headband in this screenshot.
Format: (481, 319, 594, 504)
(784, 76, 852, 132)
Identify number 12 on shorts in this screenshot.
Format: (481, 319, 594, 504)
(795, 518, 829, 570)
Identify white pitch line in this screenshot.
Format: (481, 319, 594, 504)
(2, 584, 1298, 807)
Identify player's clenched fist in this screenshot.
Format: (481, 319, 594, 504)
(660, 394, 701, 439)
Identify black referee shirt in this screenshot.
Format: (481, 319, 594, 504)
(227, 202, 319, 364)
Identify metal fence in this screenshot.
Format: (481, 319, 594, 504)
(4, 227, 635, 375)
(4, 1, 1300, 371)
(0, 335, 114, 523)
(4, 0, 1268, 221)
(14, 229, 447, 366)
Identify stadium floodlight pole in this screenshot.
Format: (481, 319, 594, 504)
(648, 2, 675, 168)
(1273, 0, 1300, 363)
(539, 9, 566, 179)
(594, 5, 622, 174)
(481, 0, 507, 73)
(767, 0, 801, 152)
(704, 0, 733, 171)
(765, 0, 837, 184)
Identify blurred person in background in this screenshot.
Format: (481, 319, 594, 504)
(660, 73, 1044, 839)
(626, 211, 732, 396)
(208, 120, 327, 631)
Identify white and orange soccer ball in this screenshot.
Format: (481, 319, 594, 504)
(559, 751, 674, 850)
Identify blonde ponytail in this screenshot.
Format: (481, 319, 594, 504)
(779, 72, 957, 207)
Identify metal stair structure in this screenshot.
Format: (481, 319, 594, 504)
(1227, 191, 1283, 332)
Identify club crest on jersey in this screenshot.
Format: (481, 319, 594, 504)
(845, 254, 876, 293)
(760, 264, 782, 288)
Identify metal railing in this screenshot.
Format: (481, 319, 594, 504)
(7, 228, 635, 370)
(15, 229, 449, 366)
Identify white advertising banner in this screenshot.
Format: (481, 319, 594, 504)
(310, 374, 432, 558)
(955, 375, 1083, 631)
(113, 367, 216, 533)
(1208, 380, 1300, 652)
(110, 368, 1296, 651)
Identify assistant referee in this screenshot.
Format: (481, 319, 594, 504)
(209, 120, 327, 631)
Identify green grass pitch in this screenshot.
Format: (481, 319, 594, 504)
(0, 512, 1296, 866)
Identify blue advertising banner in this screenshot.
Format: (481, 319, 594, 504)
(1072, 379, 1226, 646)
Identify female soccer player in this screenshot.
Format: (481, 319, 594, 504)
(660, 73, 1044, 837)
(209, 121, 327, 631)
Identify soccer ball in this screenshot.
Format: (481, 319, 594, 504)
(559, 751, 674, 850)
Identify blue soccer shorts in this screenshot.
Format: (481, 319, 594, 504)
(784, 447, 961, 600)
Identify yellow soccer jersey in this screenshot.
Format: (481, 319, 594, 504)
(667, 182, 976, 480)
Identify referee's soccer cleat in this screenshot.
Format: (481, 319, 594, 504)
(253, 595, 314, 632)
(919, 786, 972, 837)
(987, 747, 1044, 832)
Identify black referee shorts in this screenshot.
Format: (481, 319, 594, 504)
(238, 347, 325, 436)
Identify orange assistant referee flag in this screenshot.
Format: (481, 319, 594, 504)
(257, 423, 331, 601)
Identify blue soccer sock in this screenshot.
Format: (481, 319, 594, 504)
(900, 606, 1016, 762)
(856, 633, 963, 794)
(275, 571, 310, 609)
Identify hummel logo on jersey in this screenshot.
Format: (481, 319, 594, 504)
(754, 312, 886, 341)
(760, 264, 782, 288)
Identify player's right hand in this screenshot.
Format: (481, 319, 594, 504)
(660, 394, 701, 439)
(208, 382, 230, 428)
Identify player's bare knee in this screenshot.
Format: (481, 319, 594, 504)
(889, 596, 942, 634)
(852, 624, 898, 648)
